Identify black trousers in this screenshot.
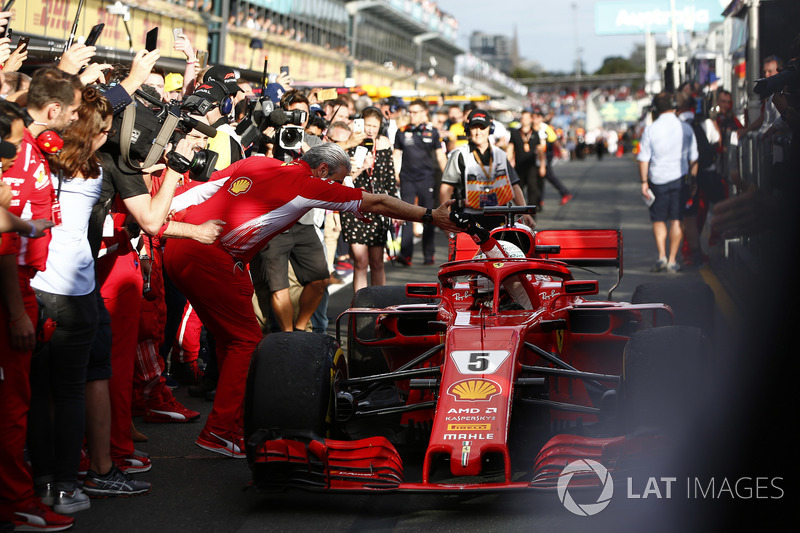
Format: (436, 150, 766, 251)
(399, 178, 436, 262)
(28, 290, 98, 489)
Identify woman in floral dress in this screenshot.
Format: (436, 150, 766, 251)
(341, 107, 398, 292)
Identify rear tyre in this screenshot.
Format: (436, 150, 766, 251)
(632, 280, 715, 336)
(621, 326, 710, 432)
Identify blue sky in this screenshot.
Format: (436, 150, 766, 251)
(435, 0, 730, 74)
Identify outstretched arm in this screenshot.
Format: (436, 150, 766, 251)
(360, 194, 461, 234)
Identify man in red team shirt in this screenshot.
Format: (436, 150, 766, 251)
(0, 68, 82, 531)
(164, 143, 460, 457)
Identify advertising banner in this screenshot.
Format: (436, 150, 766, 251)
(594, 0, 726, 35)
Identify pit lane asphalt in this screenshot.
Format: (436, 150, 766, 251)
(75, 155, 736, 533)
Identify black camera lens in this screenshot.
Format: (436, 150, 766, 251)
(187, 149, 219, 182)
(279, 126, 304, 149)
(190, 150, 207, 171)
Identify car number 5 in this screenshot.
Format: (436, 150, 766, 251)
(468, 352, 490, 372)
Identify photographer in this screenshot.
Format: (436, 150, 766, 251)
(440, 109, 534, 231)
(132, 118, 219, 425)
(251, 89, 329, 335)
(713, 34, 800, 240)
(259, 88, 321, 160)
(80, 64, 224, 497)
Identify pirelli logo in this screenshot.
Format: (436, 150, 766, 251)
(447, 424, 491, 431)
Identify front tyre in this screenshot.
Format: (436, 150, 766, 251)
(244, 332, 343, 456)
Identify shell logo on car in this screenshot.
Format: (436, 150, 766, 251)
(447, 379, 501, 401)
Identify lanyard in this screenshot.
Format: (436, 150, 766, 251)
(472, 149, 492, 180)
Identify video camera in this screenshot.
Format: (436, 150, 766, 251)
(755, 57, 800, 99)
(104, 87, 219, 182)
(235, 92, 308, 152)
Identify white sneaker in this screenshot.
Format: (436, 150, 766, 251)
(53, 487, 91, 514)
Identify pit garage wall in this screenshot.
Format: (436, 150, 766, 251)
(11, 0, 446, 94)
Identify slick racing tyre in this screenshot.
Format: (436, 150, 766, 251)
(621, 326, 710, 432)
(347, 286, 423, 377)
(632, 280, 715, 337)
(244, 332, 342, 447)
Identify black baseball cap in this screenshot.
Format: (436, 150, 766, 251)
(193, 81, 227, 105)
(204, 66, 242, 95)
(466, 109, 492, 129)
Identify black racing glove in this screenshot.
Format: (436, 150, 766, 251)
(450, 210, 490, 245)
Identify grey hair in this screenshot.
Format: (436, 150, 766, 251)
(301, 142, 352, 176)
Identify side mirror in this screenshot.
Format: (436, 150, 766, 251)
(406, 283, 440, 298)
(563, 280, 599, 296)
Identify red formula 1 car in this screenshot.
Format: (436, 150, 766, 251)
(244, 207, 714, 493)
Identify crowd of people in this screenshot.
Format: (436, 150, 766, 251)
(0, 15, 580, 527)
(2, 0, 795, 526)
(636, 47, 797, 273)
(0, 15, 465, 531)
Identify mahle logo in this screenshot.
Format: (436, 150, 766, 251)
(557, 459, 614, 516)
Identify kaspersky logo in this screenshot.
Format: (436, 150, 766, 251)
(447, 379, 501, 401)
(557, 459, 614, 516)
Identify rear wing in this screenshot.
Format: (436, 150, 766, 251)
(532, 229, 623, 300)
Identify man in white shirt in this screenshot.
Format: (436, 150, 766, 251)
(637, 92, 699, 272)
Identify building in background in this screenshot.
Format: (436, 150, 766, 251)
(468, 28, 519, 75)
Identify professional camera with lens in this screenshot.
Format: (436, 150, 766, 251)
(103, 87, 219, 181)
(166, 118, 219, 182)
(235, 93, 308, 152)
(754, 57, 800, 99)
(276, 121, 306, 152)
(235, 94, 275, 148)
(165, 147, 218, 182)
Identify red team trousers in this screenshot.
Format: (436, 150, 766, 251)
(96, 240, 142, 460)
(172, 300, 202, 364)
(0, 269, 38, 519)
(164, 238, 262, 436)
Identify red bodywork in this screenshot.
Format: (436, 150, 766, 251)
(249, 228, 672, 492)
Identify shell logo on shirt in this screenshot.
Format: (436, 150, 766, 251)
(229, 177, 252, 195)
(33, 163, 50, 190)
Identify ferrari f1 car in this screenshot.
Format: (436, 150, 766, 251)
(244, 206, 714, 492)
